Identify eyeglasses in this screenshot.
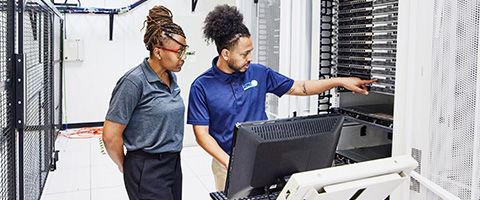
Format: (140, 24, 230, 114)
(157, 33, 190, 59)
(158, 46, 189, 59)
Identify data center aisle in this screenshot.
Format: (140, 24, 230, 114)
(40, 134, 215, 200)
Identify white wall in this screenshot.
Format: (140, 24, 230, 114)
(278, 0, 315, 118)
(60, 0, 235, 146)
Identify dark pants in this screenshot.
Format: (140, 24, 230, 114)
(123, 150, 182, 200)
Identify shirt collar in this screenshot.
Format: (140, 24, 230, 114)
(211, 56, 243, 83)
(141, 58, 174, 83)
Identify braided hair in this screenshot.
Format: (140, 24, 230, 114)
(203, 5, 250, 54)
(143, 5, 186, 52)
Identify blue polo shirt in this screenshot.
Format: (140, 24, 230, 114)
(187, 57, 294, 155)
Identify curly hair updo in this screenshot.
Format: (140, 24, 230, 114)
(203, 5, 250, 54)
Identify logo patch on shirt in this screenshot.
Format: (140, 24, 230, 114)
(243, 80, 258, 91)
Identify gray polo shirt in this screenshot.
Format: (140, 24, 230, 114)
(105, 58, 184, 153)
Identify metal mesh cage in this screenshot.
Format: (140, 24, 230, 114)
(23, 5, 43, 199)
(0, 0, 15, 199)
(428, 0, 480, 199)
(22, 2, 57, 199)
(0, 0, 61, 199)
(10, 1, 62, 199)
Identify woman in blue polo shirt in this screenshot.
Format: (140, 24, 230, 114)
(102, 5, 188, 200)
(187, 5, 375, 191)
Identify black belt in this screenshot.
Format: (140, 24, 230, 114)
(126, 149, 180, 159)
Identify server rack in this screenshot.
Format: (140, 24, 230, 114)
(251, 0, 397, 165)
(318, 0, 399, 165)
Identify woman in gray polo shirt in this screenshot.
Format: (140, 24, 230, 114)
(102, 5, 187, 200)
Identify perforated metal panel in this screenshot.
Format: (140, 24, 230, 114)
(411, 148, 422, 193)
(428, 0, 480, 199)
(251, 116, 340, 141)
(426, 190, 443, 200)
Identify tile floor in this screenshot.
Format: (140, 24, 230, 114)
(40, 135, 215, 200)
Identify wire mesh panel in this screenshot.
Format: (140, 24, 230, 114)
(40, 10, 53, 188)
(429, 0, 480, 199)
(0, 0, 15, 199)
(23, 3, 44, 199)
(0, 0, 61, 199)
(20, 1, 60, 199)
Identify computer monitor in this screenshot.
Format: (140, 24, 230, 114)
(276, 155, 418, 200)
(224, 114, 344, 199)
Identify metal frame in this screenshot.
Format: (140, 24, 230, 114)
(55, 0, 146, 40)
(16, 1, 26, 199)
(58, 19, 63, 131)
(5, 0, 17, 199)
(10, 0, 64, 199)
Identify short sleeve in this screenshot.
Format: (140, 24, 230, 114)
(105, 79, 141, 125)
(187, 83, 210, 125)
(265, 67, 294, 97)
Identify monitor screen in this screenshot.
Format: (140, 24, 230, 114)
(224, 114, 344, 199)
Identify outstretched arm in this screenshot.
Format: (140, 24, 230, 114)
(287, 77, 375, 96)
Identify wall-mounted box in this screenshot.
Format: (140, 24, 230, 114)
(64, 39, 83, 62)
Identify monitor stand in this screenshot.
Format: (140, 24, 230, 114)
(300, 173, 403, 200)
